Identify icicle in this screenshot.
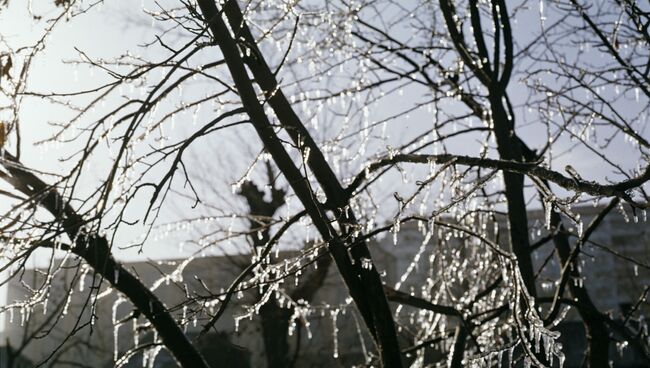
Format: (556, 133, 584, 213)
(347, 247, 356, 265)
(42, 296, 49, 315)
(577, 221, 583, 237)
(113, 296, 126, 361)
(446, 340, 456, 368)
(544, 335, 553, 362)
(149, 345, 162, 368)
(618, 202, 630, 222)
(331, 309, 340, 358)
(545, 200, 553, 230)
(508, 344, 514, 366)
(181, 305, 188, 332)
(616, 341, 628, 356)
(558, 351, 565, 368)
(133, 318, 139, 346)
(79, 275, 86, 292)
(234, 316, 241, 332)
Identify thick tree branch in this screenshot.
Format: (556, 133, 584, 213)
(0, 154, 210, 368)
(194, 2, 402, 365)
(349, 153, 648, 205)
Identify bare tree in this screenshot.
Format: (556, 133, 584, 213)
(1, 0, 649, 367)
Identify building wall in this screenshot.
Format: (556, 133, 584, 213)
(2, 205, 648, 367)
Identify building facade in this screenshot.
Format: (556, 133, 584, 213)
(1, 205, 648, 367)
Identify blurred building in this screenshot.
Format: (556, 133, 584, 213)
(1, 205, 648, 367)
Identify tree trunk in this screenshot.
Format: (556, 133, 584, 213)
(489, 98, 537, 298)
(259, 301, 292, 368)
(2, 155, 210, 368)
(195, 2, 402, 366)
(549, 219, 609, 368)
(519, 142, 610, 367)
